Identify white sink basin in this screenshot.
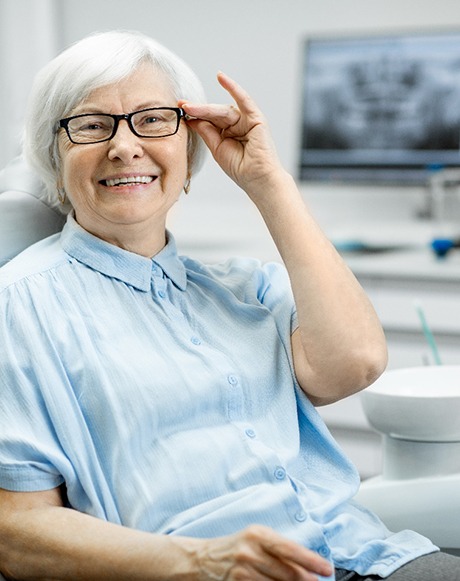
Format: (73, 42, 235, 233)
(361, 366, 460, 442)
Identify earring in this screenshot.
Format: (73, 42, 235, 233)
(183, 177, 191, 195)
(57, 188, 67, 205)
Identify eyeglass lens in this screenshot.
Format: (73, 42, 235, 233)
(66, 108, 180, 143)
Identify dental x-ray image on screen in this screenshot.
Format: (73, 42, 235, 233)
(299, 31, 460, 184)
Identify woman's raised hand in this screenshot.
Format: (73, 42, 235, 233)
(181, 73, 284, 198)
(185, 524, 333, 581)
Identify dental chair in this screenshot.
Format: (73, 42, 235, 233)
(356, 366, 460, 556)
(0, 156, 65, 266)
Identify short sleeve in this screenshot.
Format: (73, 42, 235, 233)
(0, 282, 67, 492)
(255, 261, 298, 334)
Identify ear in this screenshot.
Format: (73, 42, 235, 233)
(56, 170, 65, 192)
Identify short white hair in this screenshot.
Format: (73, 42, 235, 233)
(23, 30, 207, 212)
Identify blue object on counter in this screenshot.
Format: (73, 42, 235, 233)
(431, 238, 458, 258)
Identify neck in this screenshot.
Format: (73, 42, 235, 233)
(74, 213, 167, 258)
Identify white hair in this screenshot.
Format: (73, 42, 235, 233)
(23, 30, 207, 212)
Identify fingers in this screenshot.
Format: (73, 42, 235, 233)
(192, 525, 333, 581)
(218, 525, 333, 579)
(182, 102, 241, 132)
(179, 72, 281, 192)
(180, 71, 260, 132)
(249, 526, 333, 579)
(216, 71, 258, 117)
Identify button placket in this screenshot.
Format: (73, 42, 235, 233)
(274, 466, 286, 480)
(227, 374, 238, 386)
(245, 428, 256, 439)
(155, 277, 167, 300)
(150, 266, 167, 301)
(294, 511, 307, 522)
(226, 373, 243, 419)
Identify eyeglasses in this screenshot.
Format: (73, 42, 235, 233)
(59, 107, 186, 144)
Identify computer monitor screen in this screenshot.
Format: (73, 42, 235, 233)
(299, 31, 460, 184)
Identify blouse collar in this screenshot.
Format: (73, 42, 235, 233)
(60, 213, 187, 292)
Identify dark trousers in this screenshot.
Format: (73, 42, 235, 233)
(336, 552, 460, 581)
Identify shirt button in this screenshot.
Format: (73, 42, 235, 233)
(318, 546, 330, 557)
(295, 511, 307, 522)
(274, 467, 286, 480)
(227, 374, 238, 386)
(157, 290, 166, 299)
(245, 428, 256, 438)
(190, 336, 201, 345)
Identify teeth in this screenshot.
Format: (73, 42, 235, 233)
(105, 176, 154, 187)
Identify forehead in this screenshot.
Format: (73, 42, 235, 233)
(73, 64, 176, 115)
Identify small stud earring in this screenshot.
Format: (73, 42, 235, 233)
(57, 188, 67, 205)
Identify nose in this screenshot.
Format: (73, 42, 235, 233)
(107, 119, 144, 163)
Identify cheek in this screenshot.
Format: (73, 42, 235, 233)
(58, 140, 81, 189)
(59, 146, 96, 193)
(161, 140, 189, 185)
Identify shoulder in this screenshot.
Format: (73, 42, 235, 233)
(182, 254, 262, 283)
(180, 255, 291, 301)
(0, 233, 69, 293)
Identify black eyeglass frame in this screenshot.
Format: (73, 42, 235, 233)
(59, 107, 186, 144)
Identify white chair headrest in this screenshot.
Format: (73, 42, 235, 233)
(0, 157, 65, 266)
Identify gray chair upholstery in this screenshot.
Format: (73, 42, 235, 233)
(0, 157, 65, 266)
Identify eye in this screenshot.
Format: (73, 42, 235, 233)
(144, 115, 160, 125)
(69, 115, 113, 134)
(81, 119, 112, 131)
(138, 113, 169, 127)
(81, 122, 104, 131)
(132, 110, 176, 137)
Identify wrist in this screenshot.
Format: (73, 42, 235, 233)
(163, 536, 203, 581)
(246, 169, 302, 215)
(243, 166, 295, 200)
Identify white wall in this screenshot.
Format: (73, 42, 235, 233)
(3, 0, 460, 259)
(0, 0, 60, 168)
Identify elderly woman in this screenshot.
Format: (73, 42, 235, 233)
(0, 30, 457, 581)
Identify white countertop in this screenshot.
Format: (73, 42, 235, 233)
(330, 219, 460, 282)
(343, 248, 460, 283)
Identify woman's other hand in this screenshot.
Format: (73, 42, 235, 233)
(187, 524, 333, 581)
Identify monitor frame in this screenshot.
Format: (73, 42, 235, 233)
(298, 29, 460, 185)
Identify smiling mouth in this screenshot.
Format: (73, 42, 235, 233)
(101, 176, 157, 187)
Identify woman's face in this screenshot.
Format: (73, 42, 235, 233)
(57, 63, 189, 254)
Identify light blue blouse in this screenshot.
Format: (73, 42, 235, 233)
(0, 215, 436, 579)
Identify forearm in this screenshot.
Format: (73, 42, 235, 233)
(1, 505, 197, 581)
(1, 507, 333, 581)
(248, 169, 387, 404)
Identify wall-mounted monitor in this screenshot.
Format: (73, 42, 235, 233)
(299, 31, 460, 184)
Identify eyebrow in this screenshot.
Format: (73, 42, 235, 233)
(70, 102, 173, 116)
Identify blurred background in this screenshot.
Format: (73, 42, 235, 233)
(2, 0, 460, 477)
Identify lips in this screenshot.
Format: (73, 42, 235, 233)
(100, 175, 157, 187)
